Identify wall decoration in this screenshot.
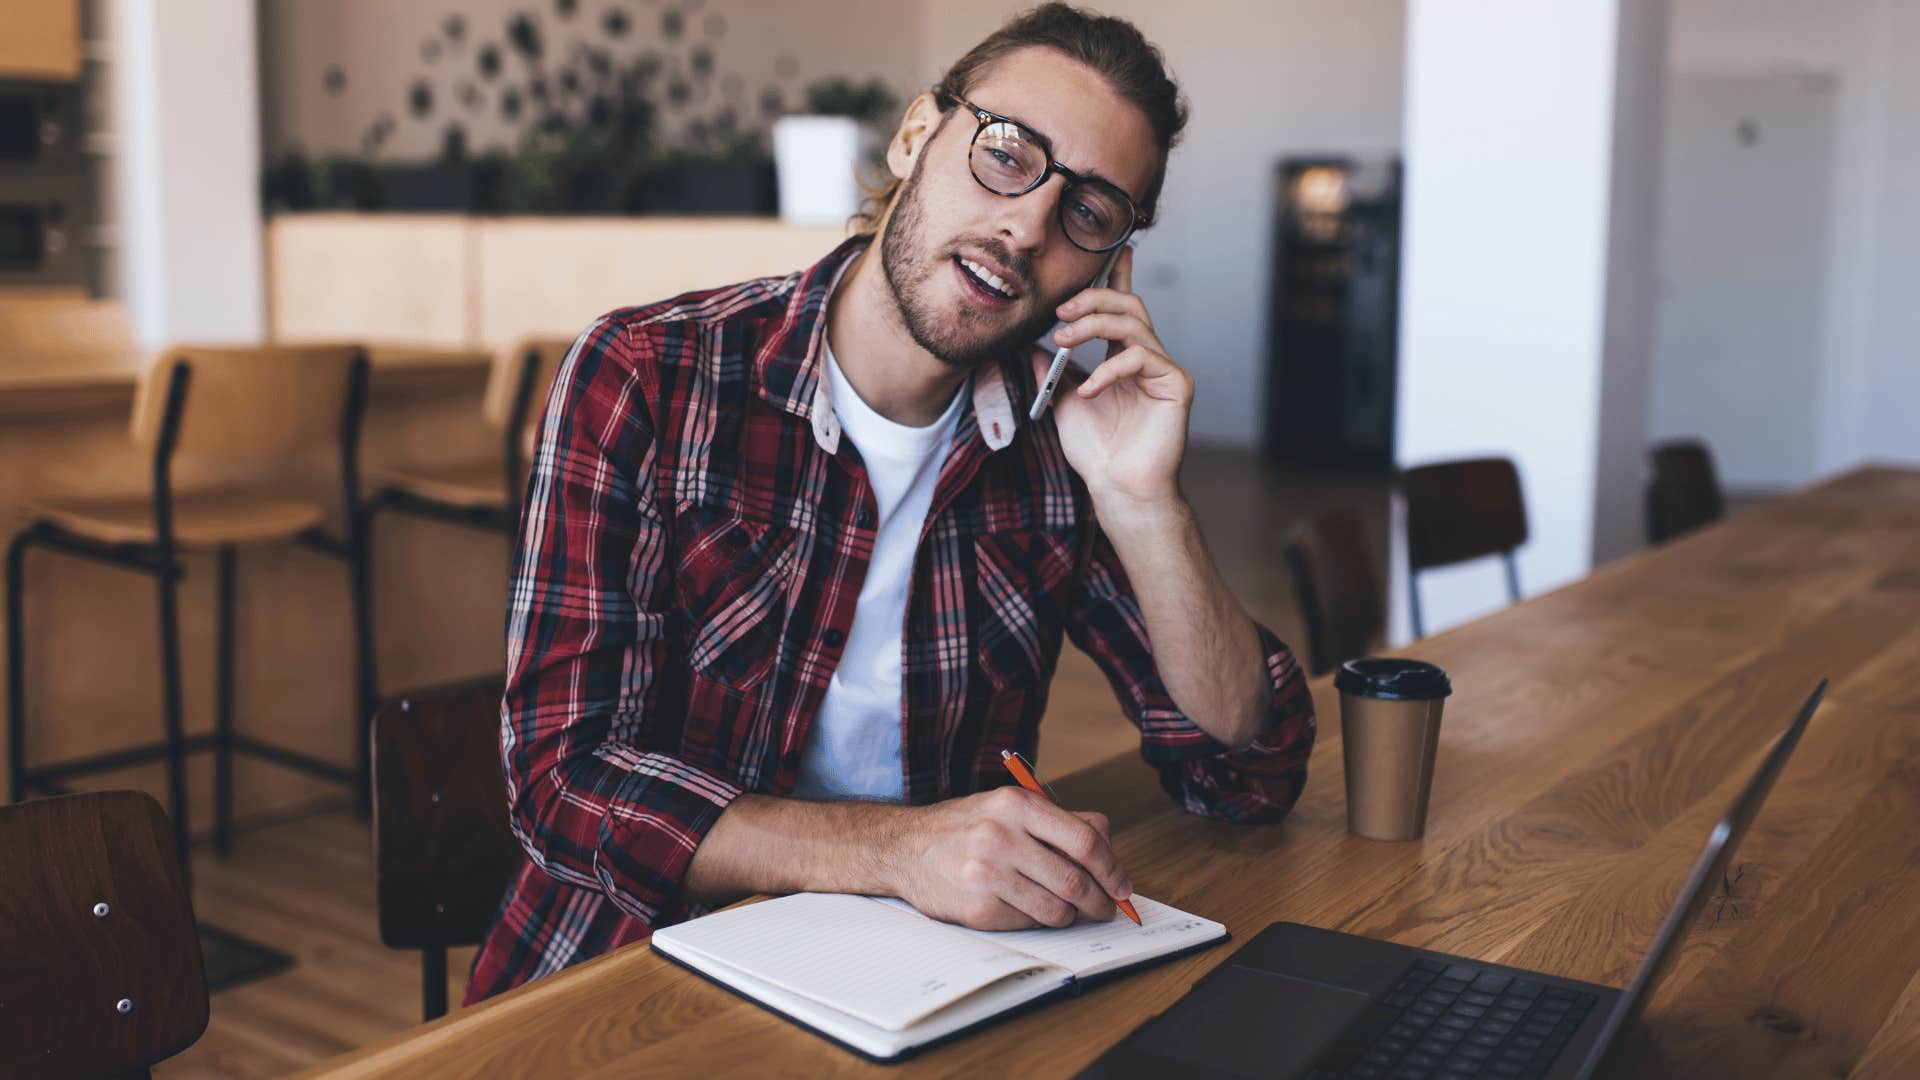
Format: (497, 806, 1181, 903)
(261, 1, 908, 217)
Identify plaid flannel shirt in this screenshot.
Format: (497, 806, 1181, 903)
(466, 236, 1316, 1003)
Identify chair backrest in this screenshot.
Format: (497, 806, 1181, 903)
(1401, 456, 1529, 573)
(372, 677, 521, 952)
(1284, 510, 1385, 676)
(480, 337, 575, 447)
(1647, 439, 1726, 544)
(0, 791, 208, 1076)
(130, 344, 366, 461)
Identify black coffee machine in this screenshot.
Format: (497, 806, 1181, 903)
(0, 79, 91, 290)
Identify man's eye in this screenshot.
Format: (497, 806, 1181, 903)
(986, 148, 1019, 168)
(1072, 200, 1108, 227)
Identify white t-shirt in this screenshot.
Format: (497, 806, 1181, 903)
(791, 344, 967, 801)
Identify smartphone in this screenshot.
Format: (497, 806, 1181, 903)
(1028, 243, 1128, 421)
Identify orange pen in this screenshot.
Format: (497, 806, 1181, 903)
(1000, 749, 1142, 926)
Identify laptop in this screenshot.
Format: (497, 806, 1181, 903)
(1079, 680, 1829, 1080)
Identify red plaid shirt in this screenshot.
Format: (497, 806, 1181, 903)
(466, 236, 1316, 1002)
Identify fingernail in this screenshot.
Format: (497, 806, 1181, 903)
(1117, 880, 1132, 898)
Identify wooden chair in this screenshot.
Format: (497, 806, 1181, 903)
(1283, 510, 1385, 676)
(7, 345, 374, 875)
(0, 790, 209, 1077)
(1647, 439, 1726, 544)
(372, 677, 522, 1021)
(1400, 456, 1528, 638)
(366, 337, 573, 533)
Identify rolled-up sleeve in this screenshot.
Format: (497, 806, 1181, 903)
(1062, 528, 1316, 824)
(501, 317, 744, 925)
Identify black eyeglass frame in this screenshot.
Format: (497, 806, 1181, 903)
(938, 92, 1150, 252)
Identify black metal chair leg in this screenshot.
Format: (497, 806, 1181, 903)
(214, 545, 236, 856)
(1503, 552, 1523, 605)
(350, 506, 377, 818)
(422, 943, 449, 1021)
(1408, 568, 1426, 640)
(6, 528, 35, 804)
(154, 552, 192, 887)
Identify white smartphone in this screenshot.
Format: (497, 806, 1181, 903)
(1029, 243, 1128, 422)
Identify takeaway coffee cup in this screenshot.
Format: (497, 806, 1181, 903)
(1335, 657, 1453, 841)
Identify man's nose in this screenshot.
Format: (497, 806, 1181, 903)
(992, 173, 1062, 255)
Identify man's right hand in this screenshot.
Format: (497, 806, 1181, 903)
(888, 786, 1134, 931)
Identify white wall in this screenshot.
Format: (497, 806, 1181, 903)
(921, 1, 1407, 447)
(1392, 0, 1668, 641)
(1666, 0, 1920, 476)
(1648, 72, 1838, 491)
(1593, 0, 1671, 566)
(115, 0, 265, 346)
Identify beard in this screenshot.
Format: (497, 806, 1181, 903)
(879, 150, 1077, 371)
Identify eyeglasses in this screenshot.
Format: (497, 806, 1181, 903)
(939, 93, 1146, 253)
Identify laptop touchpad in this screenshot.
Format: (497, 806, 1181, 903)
(1117, 965, 1373, 1077)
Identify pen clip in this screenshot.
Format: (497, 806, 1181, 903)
(1003, 749, 1059, 803)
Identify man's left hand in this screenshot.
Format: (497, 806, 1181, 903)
(1036, 245, 1192, 509)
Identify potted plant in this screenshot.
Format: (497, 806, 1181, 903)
(772, 77, 896, 225)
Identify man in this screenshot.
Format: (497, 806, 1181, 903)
(467, 3, 1315, 1002)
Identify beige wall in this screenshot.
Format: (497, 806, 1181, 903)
(258, 0, 930, 161)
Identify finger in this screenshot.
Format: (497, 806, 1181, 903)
(1072, 810, 1111, 844)
(1013, 851, 1115, 925)
(973, 895, 1046, 932)
(1056, 285, 1151, 328)
(1110, 243, 1134, 294)
(998, 866, 1081, 928)
(1054, 312, 1163, 355)
(1077, 346, 1189, 403)
(1023, 800, 1132, 900)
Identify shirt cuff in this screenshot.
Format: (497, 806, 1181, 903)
(591, 751, 746, 924)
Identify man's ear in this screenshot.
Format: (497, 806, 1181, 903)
(886, 91, 946, 182)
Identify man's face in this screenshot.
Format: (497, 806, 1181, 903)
(878, 47, 1159, 370)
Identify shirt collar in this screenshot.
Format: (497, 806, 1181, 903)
(755, 235, 1021, 456)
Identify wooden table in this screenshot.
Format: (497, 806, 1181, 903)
(298, 466, 1920, 1079)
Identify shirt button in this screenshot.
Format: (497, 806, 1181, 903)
(782, 750, 802, 771)
(855, 507, 875, 529)
(724, 526, 749, 549)
(823, 628, 845, 648)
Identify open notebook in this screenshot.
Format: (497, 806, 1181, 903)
(650, 892, 1227, 1062)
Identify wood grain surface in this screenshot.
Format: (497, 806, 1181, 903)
(293, 466, 1920, 1079)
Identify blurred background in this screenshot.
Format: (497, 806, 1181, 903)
(4, 0, 1917, 1074)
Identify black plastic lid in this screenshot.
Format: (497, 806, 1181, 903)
(1335, 658, 1453, 701)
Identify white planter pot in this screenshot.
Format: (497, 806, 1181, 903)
(772, 115, 864, 225)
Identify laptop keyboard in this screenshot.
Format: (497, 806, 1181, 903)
(1303, 957, 1598, 1079)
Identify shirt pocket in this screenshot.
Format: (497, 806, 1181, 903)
(674, 504, 801, 691)
(972, 528, 1078, 692)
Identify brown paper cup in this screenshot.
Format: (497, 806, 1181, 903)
(1336, 658, 1452, 841)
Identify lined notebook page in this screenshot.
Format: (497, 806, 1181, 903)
(873, 894, 1226, 979)
(651, 893, 1055, 1032)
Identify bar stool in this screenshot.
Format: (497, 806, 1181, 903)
(366, 337, 573, 535)
(0, 790, 209, 1076)
(1400, 456, 1529, 638)
(359, 338, 568, 716)
(6, 345, 374, 872)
